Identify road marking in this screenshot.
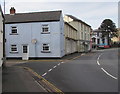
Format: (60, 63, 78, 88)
(21, 66, 64, 93)
(48, 69, 52, 72)
(101, 68, 117, 80)
(97, 54, 117, 80)
(61, 62, 64, 64)
(97, 60, 100, 65)
(58, 63, 60, 66)
(42, 72, 47, 77)
(53, 66, 57, 68)
(97, 54, 103, 60)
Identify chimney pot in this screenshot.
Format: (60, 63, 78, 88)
(10, 7, 16, 15)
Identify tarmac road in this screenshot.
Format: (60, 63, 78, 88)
(17, 48, 118, 93)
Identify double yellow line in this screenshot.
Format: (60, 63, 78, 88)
(18, 54, 82, 93)
(22, 66, 64, 93)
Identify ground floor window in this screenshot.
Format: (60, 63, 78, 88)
(10, 44, 18, 52)
(42, 43, 50, 53)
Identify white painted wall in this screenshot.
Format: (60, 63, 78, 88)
(92, 32, 108, 47)
(0, 10, 3, 66)
(5, 19, 65, 58)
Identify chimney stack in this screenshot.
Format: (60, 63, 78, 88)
(10, 7, 16, 15)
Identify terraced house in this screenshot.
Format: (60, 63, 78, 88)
(0, 5, 4, 66)
(5, 7, 65, 60)
(64, 22, 77, 55)
(64, 15, 92, 52)
(5, 7, 92, 60)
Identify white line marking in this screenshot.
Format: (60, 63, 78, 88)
(42, 72, 47, 77)
(58, 63, 60, 66)
(97, 60, 100, 65)
(101, 68, 117, 80)
(97, 54, 102, 61)
(48, 69, 52, 72)
(61, 62, 64, 64)
(53, 66, 57, 68)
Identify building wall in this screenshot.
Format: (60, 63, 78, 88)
(0, 10, 3, 66)
(5, 21, 65, 58)
(64, 15, 91, 52)
(64, 23, 77, 55)
(91, 31, 108, 49)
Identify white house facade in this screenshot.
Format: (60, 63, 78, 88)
(91, 29, 108, 49)
(0, 6, 4, 66)
(5, 8, 65, 60)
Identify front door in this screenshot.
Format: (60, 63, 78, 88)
(22, 45, 29, 60)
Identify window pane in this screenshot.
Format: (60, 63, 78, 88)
(23, 46, 27, 53)
(11, 45, 17, 52)
(43, 44, 49, 51)
(42, 25, 49, 33)
(11, 26, 17, 34)
(12, 29, 17, 33)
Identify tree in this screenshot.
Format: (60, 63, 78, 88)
(98, 19, 118, 45)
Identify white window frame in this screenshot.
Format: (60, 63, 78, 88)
(10, 26, 18, 35)
(10, 44, 18, 53)
(41, 43, 51, 53)
(41, 24, 50, 34)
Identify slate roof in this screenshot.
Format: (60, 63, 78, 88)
(5, 10, 62, 24)
(66, 15, 91, 27)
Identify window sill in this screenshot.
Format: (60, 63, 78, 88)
(41, 51, 51, 53)
(41, 32, 50, 34)
(10, 52, 19, 54)
(9, 33, 19, 35)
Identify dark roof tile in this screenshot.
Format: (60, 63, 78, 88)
(5, 10, 62, 24)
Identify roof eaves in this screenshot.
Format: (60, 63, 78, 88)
(66, 14, 91, 27)
(5, 20, 60, 24)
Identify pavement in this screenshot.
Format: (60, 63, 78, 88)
(2, 66, 48, 93)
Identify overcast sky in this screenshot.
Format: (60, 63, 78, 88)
(0, 0, 119, 29)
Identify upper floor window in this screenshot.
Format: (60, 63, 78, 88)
(92, 38, 96, 43)
(81, 32, 83, 39)
(10, 26, 18, 35)
(81, 24, 83, 31)
(41, 24, 50, 34)
(10, 44, 18, 53)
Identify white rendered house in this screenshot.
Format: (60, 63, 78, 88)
(5, 7, 65, 60)
(91, 29, 108, 49)
(0, 6, 4, 66)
